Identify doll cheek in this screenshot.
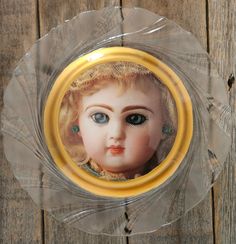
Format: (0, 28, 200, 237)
(75, 125, 82, 137)
(77, 132, 81, 137)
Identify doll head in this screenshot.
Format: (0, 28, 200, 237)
(59, 62, 177, 180)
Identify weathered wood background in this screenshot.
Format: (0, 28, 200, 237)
(0, 0, 235, 243)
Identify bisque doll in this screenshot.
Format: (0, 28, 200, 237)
(59, 61, 177, 180)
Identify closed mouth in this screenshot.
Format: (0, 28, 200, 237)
(108, 146, 125, 155)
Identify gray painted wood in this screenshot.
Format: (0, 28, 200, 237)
(126, 196, 214, 244)
(0, 0, 43, 243)
(208, 0, 236, 244)
(38, 0, 121, 35)
(122, 0, 208, 49)
(1, 0, 235, 243)
(38, 1, 126, 243)
(122, 0, 214, 243)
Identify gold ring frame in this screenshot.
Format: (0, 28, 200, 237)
(44, 47, 193, 198)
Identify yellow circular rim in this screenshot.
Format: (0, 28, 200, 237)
(43, 47, 193, 198)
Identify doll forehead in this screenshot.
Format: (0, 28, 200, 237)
(80, 82, 163, 114)
(72, 76, 164, 115)
(91, 81, 161, 97)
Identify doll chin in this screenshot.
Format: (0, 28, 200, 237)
(101, 163, 145, 175)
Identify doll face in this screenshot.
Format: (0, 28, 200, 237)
(78, 82, 164, 174)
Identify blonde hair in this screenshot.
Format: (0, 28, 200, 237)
(59, 61, 177, 171)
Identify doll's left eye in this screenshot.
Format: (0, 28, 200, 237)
(126, 114, 147, 125)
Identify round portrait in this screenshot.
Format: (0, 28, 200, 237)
(59, 61, 178, 181)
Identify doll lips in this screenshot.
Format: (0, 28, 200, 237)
(108, 146, 125, 155)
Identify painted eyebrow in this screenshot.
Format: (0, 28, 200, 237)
(122, 105, 154, 114)
(85, 104, 113, 112)
(85, 104, 153, 114)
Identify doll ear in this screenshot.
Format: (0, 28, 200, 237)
(162, 124, 175, 137)
(67, 124, 81, 144)
(71, 125, 80, 134)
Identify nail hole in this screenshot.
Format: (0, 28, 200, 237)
(227, 73, 235, 91)
(124, 226, 132, 234)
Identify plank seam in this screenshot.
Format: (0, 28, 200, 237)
(36, 1, 44, 243)
(36, 0, 41, 38)
(41, 210, 45, 244)
(119, 1, 130, 242)
(206, 0, 210, 53)
(206, 1, 216, 243)
(211, 189, 216, 244)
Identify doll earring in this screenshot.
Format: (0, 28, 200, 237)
(162, 124, 174, 136)
(71, 125, 80, 133)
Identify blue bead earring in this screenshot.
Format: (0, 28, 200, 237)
(162, 124, 174, 136)
(71, 125, 80, 133)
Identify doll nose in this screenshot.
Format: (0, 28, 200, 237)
(109, 121, 125, 141)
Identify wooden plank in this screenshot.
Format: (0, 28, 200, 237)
(0, 0, 43, 243)
(125, 197, 214, 244)
(39, 0, 121, 35)
(122, 0, 207, 49)
(208, 0, 236, 243)
(122, 1, 214, 243)
(38, 1, 126, 243)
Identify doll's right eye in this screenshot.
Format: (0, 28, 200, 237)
(91, 113, 109, 124)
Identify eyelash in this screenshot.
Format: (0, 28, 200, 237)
(90, 112, 148, 126)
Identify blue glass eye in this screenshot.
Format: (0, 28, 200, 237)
(91, 113, 109, 124)
(126, 114, 147, 125)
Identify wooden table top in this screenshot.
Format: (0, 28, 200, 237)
(0, 1, 235, 243)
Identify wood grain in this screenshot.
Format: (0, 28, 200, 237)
(39, 0, 121, 36)
(0, 0, 43, 243)
(1, 0, 235, 243)
(126, 197, 214, 244)
(38, 1, 126, 243)
(208, 0, 236, 243)
(122, 0, 214, 243)
(122, 0, 208, 49)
